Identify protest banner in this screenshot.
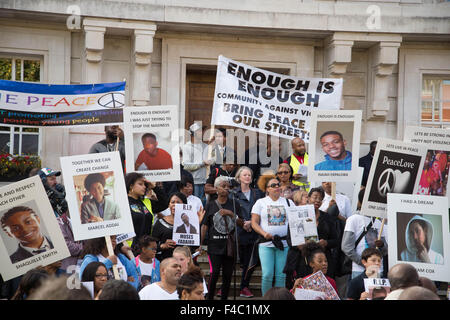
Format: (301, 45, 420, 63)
(60, 151, 134, 241)
(308, 109, 361, 182)
(0, 80, 125, 127)
(404, 126, 450, 205)
(361, 138, 427, 218)
(363, 278, 391, 300)
(0, 176, 70, 281)
(301, 270, 340, 300)
(287, 205, 318, 246)
(124, 105, 180, 182)
(173, 204, 200, 246)
(211, 55, 343, 142)
(387, 193, 450, 282)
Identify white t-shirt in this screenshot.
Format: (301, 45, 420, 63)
(161, 195, 203, 217)
(344, 213, 388, 274)
(188, 195, 203, 213)
(139, 282, 179, 300)
(251, 196, 294, 248)
(139, 258, 154, 277)
(182, 142, 209, 184)
(320, 192, 353, 219)
(96, 254, 128, 282)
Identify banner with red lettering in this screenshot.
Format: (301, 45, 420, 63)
(0, 80, 125, 127)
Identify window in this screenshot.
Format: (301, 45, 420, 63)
(0, 56, 42, 155)
(421, 76, 450, 129)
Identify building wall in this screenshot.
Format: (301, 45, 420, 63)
(0, 0, 449, 172)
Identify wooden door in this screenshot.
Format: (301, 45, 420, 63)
(185, 70, 216, 130)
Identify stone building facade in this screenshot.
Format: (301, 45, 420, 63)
(0, 0, 449, 171)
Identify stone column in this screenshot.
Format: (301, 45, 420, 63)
(325, 35, 354, 108)
(368, 41, 401, 119)
(82, 24, 105, 83)
(132, 26, 156, 106)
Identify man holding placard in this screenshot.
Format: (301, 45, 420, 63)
(284, 137, 310, 191)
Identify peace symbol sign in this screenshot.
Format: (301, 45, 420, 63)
(377, 168, 396, 197)
(97, 92, 125, 109)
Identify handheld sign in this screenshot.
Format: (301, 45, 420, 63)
(363, 278, 391, 300)
(404, 126, 450, 204)
(308, 109, 362, 182)
(287, 205, 318, 246)
(173, 204, 200, 246)
(0, 176, 70, 281)
(387, 194, 450, 282)
(60, 151, 134, 241)
(302, 271, 340, 300)
(124, 105, 180, 182)
(361, 138, 427, 218)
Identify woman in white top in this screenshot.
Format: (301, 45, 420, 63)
(251, 173, 294, 296)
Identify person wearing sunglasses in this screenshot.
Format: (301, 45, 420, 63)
(250, 173, 294, 296)
(276, 163, 300, 201)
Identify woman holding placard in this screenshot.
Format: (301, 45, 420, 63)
(251, 173, 294, 296)
(152, 193, 205, 262)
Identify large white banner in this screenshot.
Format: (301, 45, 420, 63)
(60, 152, 134, 241)
(0, 176, 70, 281)
(387, 194, 450, 282)
(211, 55, 343, 142)
(403, 126, 450, 205)
(361, 138, 427, 218)
(124, 106, 181, 182)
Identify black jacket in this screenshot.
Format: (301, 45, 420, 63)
(359, 152, 374, 187)
(284, 210, 339, 278)
(234, 187, 264, 245)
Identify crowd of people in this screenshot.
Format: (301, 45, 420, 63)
(0, 124, 445, 301)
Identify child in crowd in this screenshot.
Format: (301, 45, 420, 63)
(292, 241, 337, 293)
(346, 247, 383, 300)
(134, 235, 161, 290)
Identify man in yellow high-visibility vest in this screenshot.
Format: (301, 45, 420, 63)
(283, 137, 310, 191)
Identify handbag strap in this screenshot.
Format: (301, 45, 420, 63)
(354, 217, 375, 249)
(285, 198, 291, 207)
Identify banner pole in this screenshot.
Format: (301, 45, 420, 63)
(105, 236, 120, 280)
(206, 125, 215, 177)
(378, 218, 386, 241)
(331, 182, 336, 201)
